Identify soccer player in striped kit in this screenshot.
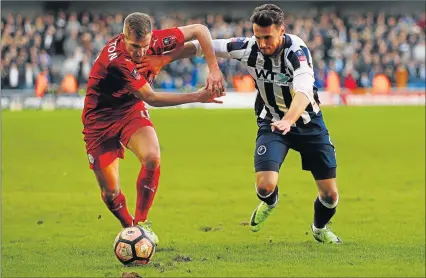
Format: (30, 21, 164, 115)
(138, 4, 342, 244)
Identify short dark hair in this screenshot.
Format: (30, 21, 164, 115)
(250, 4, 285, 27)
(123, 12, 152, 39)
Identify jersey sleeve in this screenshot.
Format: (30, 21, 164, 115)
(110, 57, 147, 92)
(152, 27, 185, 53)
(191, 37, 250, 60)
(285, 40, 316, 103)
(285, 44, 314, 77)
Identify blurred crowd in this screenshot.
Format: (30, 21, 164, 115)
(1, 9, 425, 94)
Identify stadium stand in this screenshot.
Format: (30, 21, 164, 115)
(1, 4, 425, 96)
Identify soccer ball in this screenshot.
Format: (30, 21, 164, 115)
(113, 226, 156, 266)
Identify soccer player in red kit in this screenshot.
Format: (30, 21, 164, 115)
(82, 12, 225, 245)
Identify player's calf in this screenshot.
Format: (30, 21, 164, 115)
(126, 126, 162, 225)
(313, 194, 338, 229)
(311, 176, 341, 243)
(313, 177, 339, 230)
(311, 196, 342, 245)
(101, 189, 134, 228)
(94, 160, 134, 228)
(250, 171, 280, 232)
(133, 153, 161, 224)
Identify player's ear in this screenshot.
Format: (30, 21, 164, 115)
(280, 25, 285, 36)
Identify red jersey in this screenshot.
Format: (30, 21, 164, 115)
(82, 28, 184, 124)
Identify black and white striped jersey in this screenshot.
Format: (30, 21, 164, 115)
(192, 34, 324, 130)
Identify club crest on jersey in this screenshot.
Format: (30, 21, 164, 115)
(162, 36, 177, 51)
(231, 37, 246, 42)
(255, 68, 291, 86)
(295, 49, 306, 61)
(132, 69, 141, 80)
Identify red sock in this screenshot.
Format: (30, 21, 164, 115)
(134, 165, 160, 224)
(102, 190, 133, 228)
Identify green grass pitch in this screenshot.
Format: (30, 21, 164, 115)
(1, 106, 425, 277)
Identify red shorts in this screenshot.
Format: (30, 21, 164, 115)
(83, 109, 153, 170)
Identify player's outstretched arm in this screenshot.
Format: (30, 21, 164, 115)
(134, 82, 222, 107)
(177, 24, 224, 93)
(168, 41, 198, 61)
(136, 42, 199, 75)
(163, 39, 235, 62)
(137, 38, 241, 74)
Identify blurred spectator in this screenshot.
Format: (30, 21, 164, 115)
(359, 72, 372, 88)
(38, 49, 52, 69)
(43, 25, 56, 55)
(233, 74, 255, 92)
(344, 72, 358, 91)
(8, 62, 19, 89)
(35, 70, 49, 98)
(93, 34, 106, 54)
(25, 63, 35, 89)
(59, 73, 78, 94)
(314, 68, 326, 89)
(325, 70, 341, 94)
(77, 54, 92, 84)
(159, 72, 175, 90)
(372, 74, 392, 94)
(417, 12, 426, 29)
(65, 12, 81, 35)
(395, 65, 409, 88)
(62, 54, 79, 78)
(111, 13, 124, 34)
(63, 29, 79, 57)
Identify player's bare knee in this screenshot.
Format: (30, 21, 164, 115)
(141, 151, 161, 169)
(257, 184, 276, 196)
(316, 178, 338, 206)
(101, 187, 120, 202)
(319, 190, 339, 207)
(325, 191, 338, 204)
(256, 173, 277, 196)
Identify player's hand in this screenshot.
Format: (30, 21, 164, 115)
(135, 55, 170, 76)
(270, 119, 293, 135)
(196, 87, 223, 104)
(206, 68, 226, 98)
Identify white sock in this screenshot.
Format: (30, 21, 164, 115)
(312, 223, 326, 231)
